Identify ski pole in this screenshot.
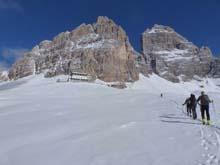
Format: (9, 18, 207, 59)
(212, 101, 216, 113)
(212, 101, 218, 126)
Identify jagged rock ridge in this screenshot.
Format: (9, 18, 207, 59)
(8, 16, 141, 82)
(2, 19, 219, 83)
(141, 24, 213, 82)
(209, 58, 220, 78)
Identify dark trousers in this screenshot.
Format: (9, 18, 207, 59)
(187, 105, 191, 115)
(191, 106, 197, 119)
(201, 105, 210, 120)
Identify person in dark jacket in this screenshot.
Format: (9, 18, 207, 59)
(189, 94, 197, 119)
(183, 97, 191, 116)
(197, 91, 212, 125)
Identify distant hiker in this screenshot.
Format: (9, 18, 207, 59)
(189, 94, 197, 119)
(160, 93, 163, 98)
(197, 91, 212, 125)
(183, 97, 191, 116)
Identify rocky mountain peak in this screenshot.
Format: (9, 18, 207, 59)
(8, 16, 140, 82)
(93, 16, 129, 46)
(96, 16, 113, 24)
(142, 25, 213, 82)
(1, 19, 218, 84)
(142, 24, 197, 53)
(144, 24, 175, 34)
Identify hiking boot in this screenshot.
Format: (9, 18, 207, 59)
(202, 119, 206, 125)
(207, 120, 211, 125)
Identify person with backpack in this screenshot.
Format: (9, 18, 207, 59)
(189, 94, 197, 119)
(197, 91, 212, 125)
(183, 97, 191, 116)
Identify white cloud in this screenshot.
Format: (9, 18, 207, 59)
(2, 47, 29, 61)
(0, 0, 23, 12)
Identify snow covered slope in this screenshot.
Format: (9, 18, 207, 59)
(128, 74, 220, 95)
(0, 75, 220, 165)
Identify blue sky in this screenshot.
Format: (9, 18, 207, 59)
(0, 0, 219, 69)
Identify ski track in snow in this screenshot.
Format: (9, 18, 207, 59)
(167, 96, 220, 165)
(198, 126, 220, 165)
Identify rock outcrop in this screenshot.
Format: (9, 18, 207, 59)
(6, 19, 219, 84)
(0, 71, 9, 82)
(209, 58, 220, 78)
(8, 16, 140, 82)
(141, 25, 213, 82)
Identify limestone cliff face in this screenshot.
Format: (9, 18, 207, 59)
(209, 58, 220, 78)
(141, 25, 213, 82)
(6, 20, 219, 83)
(8, 53, 35, 80)
(8, 16, 140, 82)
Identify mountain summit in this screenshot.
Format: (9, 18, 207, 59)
(8, 16, 140, 82)
(142, 24, 213, 82)
(2, 18, 219, 83)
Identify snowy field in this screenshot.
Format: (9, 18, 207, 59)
(0, 74, 220, 165)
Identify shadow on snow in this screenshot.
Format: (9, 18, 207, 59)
(160, 119, 202, 125)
